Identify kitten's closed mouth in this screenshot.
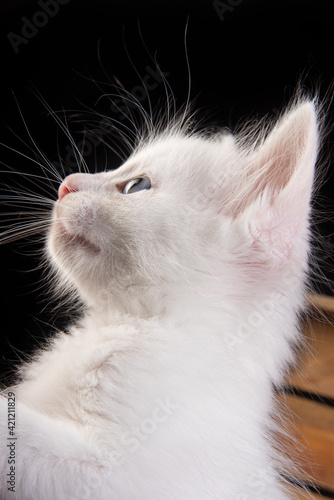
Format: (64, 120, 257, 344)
(68, 233, 101, 253)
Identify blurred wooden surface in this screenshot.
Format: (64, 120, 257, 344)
(307, 294, 334, 316)
(283, 395, 334, 491)
(289, 318, 334, 399)
(289, 489, 329, 499)
(287, 486, 329, 499)
(283, 294, 334, 499)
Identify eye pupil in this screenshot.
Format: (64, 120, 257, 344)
(123, 177, 151, 194)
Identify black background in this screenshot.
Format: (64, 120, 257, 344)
(0, 0, 333, 385)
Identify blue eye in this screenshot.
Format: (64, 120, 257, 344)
(123, 177, 151, 194)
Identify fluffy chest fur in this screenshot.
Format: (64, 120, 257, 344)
(14, 311, 284, 498)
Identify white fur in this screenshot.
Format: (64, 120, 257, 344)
(0, 100, 319, 499)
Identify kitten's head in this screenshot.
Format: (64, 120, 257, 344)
(48, 101, 319, 314)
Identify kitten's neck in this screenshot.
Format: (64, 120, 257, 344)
(82, 271, 304, 391)
(85, 276, 225, 322)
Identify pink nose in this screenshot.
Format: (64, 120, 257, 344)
(58, 180, 78, 201)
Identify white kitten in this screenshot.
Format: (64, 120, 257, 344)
(0, 99, 319, 499)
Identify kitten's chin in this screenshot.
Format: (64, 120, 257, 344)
(51, 220, 101, 254)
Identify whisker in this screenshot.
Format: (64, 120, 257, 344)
(182, 17, 192, 128)
(0, 222, 52, 244)
(137, 20, 176, 128)
(122, 25, 154, 132)
(0, 167, 59, 185)
(11, 92, 62, 188)
(64, 107, 136, 160)
(62, 108, 89, 175)
(3, 123, 63, 184)
(31, 88, 90, 175)
(0, 143, 61, 189)
(1, 176, 57, 203)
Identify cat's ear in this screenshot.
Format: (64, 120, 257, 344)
(243, 101, 319, 265)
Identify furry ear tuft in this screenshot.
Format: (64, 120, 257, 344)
(245, 101, 319, 265)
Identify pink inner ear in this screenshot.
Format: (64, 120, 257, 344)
(259, 114, 310, 193)
(243, 102, 318, 267)
(236, 102, 317, 212)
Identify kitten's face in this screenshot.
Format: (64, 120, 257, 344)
(48, 134, 242, 306)
(48, 102, 318, 310)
